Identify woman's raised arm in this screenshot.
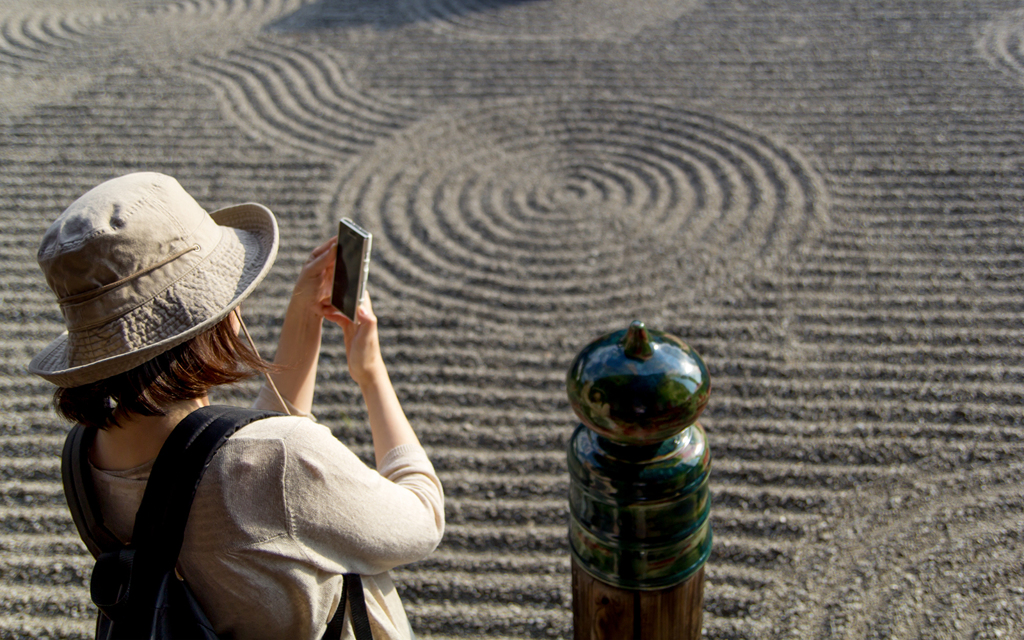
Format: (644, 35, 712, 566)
(339, 297, 421, 467)
(266, 238, 420, 467)
(265, 236, 339, 415)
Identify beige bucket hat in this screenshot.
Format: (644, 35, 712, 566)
(29, 172, 279, 388)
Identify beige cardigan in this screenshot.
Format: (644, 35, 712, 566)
(87, 395, 445, 640)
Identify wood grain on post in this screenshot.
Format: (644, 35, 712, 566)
(572, 558, 705, 640)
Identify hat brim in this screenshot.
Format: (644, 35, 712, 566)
(29, 202, 279, 388)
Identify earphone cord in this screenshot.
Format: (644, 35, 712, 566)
(235, 311, 292, 416)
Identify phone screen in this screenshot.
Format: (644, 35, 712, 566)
(331, 218, 372, 323)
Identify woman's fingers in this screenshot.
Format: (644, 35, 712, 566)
(309, 235, 337, 260)
(304, 240, 337, 275)
(322, 302, 348, 325)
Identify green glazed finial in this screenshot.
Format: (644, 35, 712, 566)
(566, 322, 711, 445)
(566, 322, 714, 589)
(622, 321, 654, 361)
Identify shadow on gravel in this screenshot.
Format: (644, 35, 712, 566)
(268, 0, 542, 32)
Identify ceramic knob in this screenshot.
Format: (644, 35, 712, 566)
(566, 321, 710, 446)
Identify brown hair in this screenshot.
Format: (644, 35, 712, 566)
(53, 314, 272, 430)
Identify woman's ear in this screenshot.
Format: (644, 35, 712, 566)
(229, 308, 242, 335)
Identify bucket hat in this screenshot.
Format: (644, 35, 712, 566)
(29, 172, 279, 388)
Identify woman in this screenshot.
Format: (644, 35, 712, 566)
(29, 172, 444, 639)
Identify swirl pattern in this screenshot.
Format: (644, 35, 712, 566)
(141, 0, 305, 22)
(331, 98, 828, 325)
(0, 7, 122, 70)
(979, 9, 1024, 82)
(8, 1, 1020, 638)
(188, 39, 421, 157)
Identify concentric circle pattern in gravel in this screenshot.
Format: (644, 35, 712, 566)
(1, 0, 1023, 638)
(331, 98, 827, 326)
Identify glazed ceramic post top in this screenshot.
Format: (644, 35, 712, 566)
(566, 321, 712, 590)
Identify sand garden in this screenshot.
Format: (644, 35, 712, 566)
(1, 0, 1022, 637)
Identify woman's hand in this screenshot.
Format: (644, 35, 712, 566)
(289, 235, 384, 387)
(291, 236, 344, 321)
(339, 295, 386, 388)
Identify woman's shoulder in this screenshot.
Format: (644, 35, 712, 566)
(222, 413, 375, 466)
(218, 412, 433, 482)
(230, 413, 326, 440)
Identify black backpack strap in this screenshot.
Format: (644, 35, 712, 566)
(89, 406, 279, 627)
(346, 575, 374, 640)
(323, 574, 373, 640)
(70, 405, 372, 639)
(131, 406, 279, 566)
(61, 424, 122, 558)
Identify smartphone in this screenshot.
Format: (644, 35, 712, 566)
(331, 218, 372, 323)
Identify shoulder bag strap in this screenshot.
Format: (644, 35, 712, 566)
(61, 424, 123, 558)
(323, 574, 374, 640)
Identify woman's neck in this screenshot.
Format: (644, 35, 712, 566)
(90, 397, 211, 471)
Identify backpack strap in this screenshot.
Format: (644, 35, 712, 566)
(87, 406, 278, 626)
(61, 424, 122, 558)
(130, 406, 279, 569)
(135, 406, 373, 639)
(65, 405, 373, 638)
(323, 574, 373, 640)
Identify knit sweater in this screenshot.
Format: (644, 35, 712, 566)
(87, 393, 445, 640)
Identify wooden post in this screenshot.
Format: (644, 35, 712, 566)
(572, 560, 705, 640)
(566, 321, 713, 639)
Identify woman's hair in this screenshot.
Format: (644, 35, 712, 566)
(53, 314, 272, 430)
